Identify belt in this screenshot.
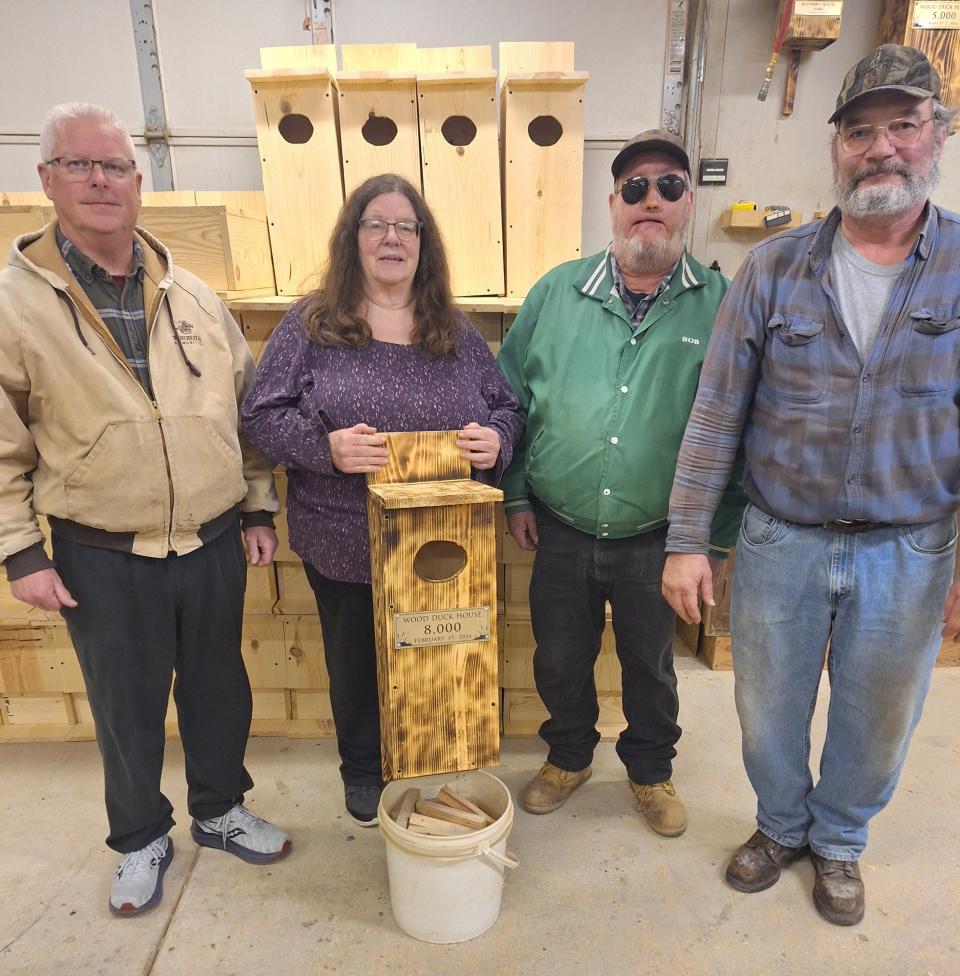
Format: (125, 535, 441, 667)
(821, 519, 889, 534)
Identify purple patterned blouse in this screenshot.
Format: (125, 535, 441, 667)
(241, 307, 523, 583)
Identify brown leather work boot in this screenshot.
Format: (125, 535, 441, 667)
(519, 762, 592, 814)
(811, 853, 865, 926)
(629, 780, 687, 837)
(725, 829, 809, 892)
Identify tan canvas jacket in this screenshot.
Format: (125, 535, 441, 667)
(0, 221, 278, 574)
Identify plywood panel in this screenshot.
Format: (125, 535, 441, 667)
(501, 74, 588, 297)
(337, 75, 421, 194)
(368, 430, 470, 485)
(417, 74, 504, 296)
(246, 68, 343, 296)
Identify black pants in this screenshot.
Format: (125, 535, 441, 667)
(54, 527, 253, 853)
(303, 564, 383, 787)
(530, 507, 680, 784)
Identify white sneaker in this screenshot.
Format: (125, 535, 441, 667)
(109, 835, 173, 916)
(191, 804, 291, 863)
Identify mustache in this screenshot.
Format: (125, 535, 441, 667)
(851, 161, 912, 185)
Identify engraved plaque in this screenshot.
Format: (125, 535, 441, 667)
(913, 2, 960, 29)
(394, 607, 490, 648)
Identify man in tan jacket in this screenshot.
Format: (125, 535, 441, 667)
(0, 103, 290, 916)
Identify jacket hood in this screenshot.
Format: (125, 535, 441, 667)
(9, 220, 176, 291)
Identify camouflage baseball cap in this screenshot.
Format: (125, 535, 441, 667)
(611, 129, 690, 178)
(828, 44, 941, 124)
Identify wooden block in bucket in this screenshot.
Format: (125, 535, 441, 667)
(407, 813, 474, 836)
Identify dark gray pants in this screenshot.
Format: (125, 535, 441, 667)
(302, 564, 383, 788)
(530, 507, 680, 784)
(54, 526, 253, 853)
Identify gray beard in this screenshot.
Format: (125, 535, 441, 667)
(833, 159, 940, 218)
(612, 227, 685, 276)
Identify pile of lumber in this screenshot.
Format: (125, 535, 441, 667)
(391, 784, 496, 836)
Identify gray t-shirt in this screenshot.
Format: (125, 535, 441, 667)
(829, 228, 905, 360)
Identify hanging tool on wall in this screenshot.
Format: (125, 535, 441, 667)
(763, 2, 846, 112)
(758, 0, 795, 100)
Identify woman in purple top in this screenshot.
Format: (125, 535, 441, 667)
(241, 174, 523, 827)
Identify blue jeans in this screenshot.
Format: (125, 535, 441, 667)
(530, 507, 680, 784)
(731, 503, 956, 860)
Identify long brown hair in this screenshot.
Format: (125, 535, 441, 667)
(301, 174, 459, 357)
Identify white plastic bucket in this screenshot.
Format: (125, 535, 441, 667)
(378, 769, 519, 944)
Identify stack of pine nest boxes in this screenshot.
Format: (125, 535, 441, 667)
(0, 188, 278, 739)
(239, 40, 595, 740)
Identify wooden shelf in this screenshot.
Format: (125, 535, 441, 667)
(720, 208, 803, 232)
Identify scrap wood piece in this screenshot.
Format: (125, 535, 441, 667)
(438, 784, 495, 825)
(393, 788, 421, 828)
(407, 813, 474, 836)
(415, 799, 487, 830)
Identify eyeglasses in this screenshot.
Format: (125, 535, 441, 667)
(838, 117, 933, 154)
(45, 155, 137, 181)
(616, 173, 688, 205)
(358, 218, 422, 242)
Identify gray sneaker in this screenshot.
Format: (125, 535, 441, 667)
(109, 835, 173, 916)
(191, 804, 291, 863)
(344, 784, 382, 827)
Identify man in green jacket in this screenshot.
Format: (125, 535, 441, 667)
(497, 129, 744, 834)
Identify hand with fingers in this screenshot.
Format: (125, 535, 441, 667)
(661, 552, 715, 626)
(328, 423, 389, 474)
(507, 510, 538, 551)
(457, 422, 501, 471)
(10, 568, 78, 612)
(941, 579, 960, 642)
(243, 526, 279, 566)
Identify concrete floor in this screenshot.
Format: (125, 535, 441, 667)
(1, 668, 958, 976)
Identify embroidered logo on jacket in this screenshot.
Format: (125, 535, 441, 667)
(681, 336, 701, 345)
(174, 320, 203, 346)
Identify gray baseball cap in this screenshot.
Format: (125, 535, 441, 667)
(611, 129, 690, 178)
(829, 44, 941, 124)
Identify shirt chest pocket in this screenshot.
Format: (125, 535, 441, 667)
(897, 307, 960, 396)
(763, 313, 827, 403)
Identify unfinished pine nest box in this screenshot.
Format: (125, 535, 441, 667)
(417, 69, 504, 297)
(336, 44, 421, 193)
(246, 58, 343, 296)
(367, 432, 502, 782)
(499, 41, 588, 298)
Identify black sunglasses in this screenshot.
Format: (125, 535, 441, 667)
(617, 173, 688, 205)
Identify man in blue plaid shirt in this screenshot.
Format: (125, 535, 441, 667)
(662, 45, 960, 926)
